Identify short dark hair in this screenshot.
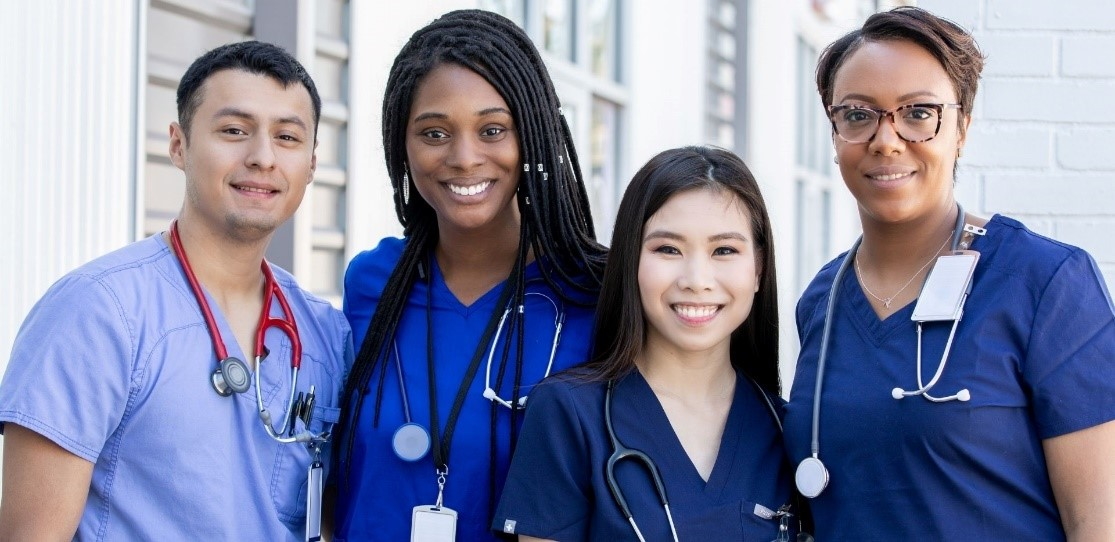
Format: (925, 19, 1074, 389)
(583, 146, 781, 396)
(176, 40, 321, 140)
(816, 6, 985, 129)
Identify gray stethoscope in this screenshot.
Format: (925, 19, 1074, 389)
(605, 376, 786, 542)
(391, 292, 564, 461)
(795, 205, 985, 499)
(171, 221, 326, 445)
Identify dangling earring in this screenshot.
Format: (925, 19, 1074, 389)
(957, 148, 963, 159)
(833, 155, 839, 165)
(402, 169, 411, 205)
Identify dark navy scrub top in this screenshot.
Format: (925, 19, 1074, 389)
(494, 370, 795, 541)
(784, 215, 1115, 541)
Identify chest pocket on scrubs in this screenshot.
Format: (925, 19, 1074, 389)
(269, 347, 342, 526)
(674, 500, 782, 540)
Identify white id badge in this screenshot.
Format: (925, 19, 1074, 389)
(306, 461, 323, 542)
(411, 505, 457, 542)
(912, 250, 979, 322)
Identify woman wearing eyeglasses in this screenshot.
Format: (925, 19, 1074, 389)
(783, 6, 1115, 541)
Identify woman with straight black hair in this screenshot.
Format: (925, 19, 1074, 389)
(494, 146, 801, 541)
(332, 9, 606, 542)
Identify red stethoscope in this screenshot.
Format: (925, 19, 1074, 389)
(170, 220, 322, 444)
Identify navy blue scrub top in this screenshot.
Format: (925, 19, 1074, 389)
(494, 370, 795, 541)
(784, 215, 1115, 540)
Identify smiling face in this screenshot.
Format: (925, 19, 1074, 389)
(405, 63, 522, 237)
(831, 39, 969, 226)
(169, 69, 317, 243)
(638, 187, 760, 362)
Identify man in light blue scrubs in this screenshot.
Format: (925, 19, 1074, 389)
(0, 41, 352, 540)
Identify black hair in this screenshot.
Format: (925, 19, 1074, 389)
(176, 40, 322, 140)
(581, 146, 781, 396)
(337, 9, 607, 501)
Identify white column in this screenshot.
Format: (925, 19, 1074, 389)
(0, 0, 141, 482)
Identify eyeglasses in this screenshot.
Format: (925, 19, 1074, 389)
(827, 103, 962, 144)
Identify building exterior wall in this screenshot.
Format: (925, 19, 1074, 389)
(923, 0, 1115, 288)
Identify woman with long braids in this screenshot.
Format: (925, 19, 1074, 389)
(332, 10, 606, 541)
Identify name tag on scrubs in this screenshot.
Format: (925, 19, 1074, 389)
(411, 505, 457, 542)
(912, 250, 979, 322)
(306, 461, 323, 542)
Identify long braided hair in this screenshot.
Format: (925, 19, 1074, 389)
(337, 9, 607, 489)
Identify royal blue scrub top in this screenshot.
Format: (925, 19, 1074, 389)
(494, 370, 795, 541)
(784, 215, 1115, 541)
(334, 237, 597, 542)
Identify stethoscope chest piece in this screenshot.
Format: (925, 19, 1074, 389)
(795, 456, 829, 498)
(211, 356, 252, 396)
(392, 422, 431, 462)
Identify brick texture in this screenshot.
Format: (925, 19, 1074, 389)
(923, 0, 1115, 288)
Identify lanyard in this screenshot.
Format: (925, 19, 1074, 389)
(424, 262, 514, 473)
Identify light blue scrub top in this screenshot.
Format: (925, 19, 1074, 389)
(784, 215, 1115, 540)
(0, 234, 353, 541)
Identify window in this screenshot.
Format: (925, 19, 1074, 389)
(544, 0, 575, 61)
(794, 36, 836, 293)
(478, 0, 526, 26)
(706, 0, 740, 149)
(588, 0, 619, 80)
(489, 0, 628, 243)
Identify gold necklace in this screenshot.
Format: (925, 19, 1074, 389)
(855, 234, 950, 309)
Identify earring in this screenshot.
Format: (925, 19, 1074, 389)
(402, 170, 410, 205)
(957, 148, 963, 159)
(833, 155, 839, 165)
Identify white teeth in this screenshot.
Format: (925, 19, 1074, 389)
(448, 181, 491, 196)
(237, 185, 271, 193)
(674, 305, 718, 319)
(871, 173, 911, 181)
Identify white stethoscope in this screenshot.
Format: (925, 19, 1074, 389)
(171, 221, 327, 445)
(795, 205, 985, 499)
(390, 291, 564, 461)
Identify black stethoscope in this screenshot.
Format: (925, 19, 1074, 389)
(390, 291, 564, 462)
(604, 375, 785, 542)
(795, 205, 984, 499)
(170, 221, 325, 444)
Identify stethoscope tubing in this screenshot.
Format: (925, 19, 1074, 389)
(604, 379, 679, 542)
(809, 238, 857, 458)
(483, 291, 564, 409)
(170, 221, 320, 445)
(803, 204, 972, 493)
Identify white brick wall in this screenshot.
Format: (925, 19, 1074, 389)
(922, 0, 1115, 289)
